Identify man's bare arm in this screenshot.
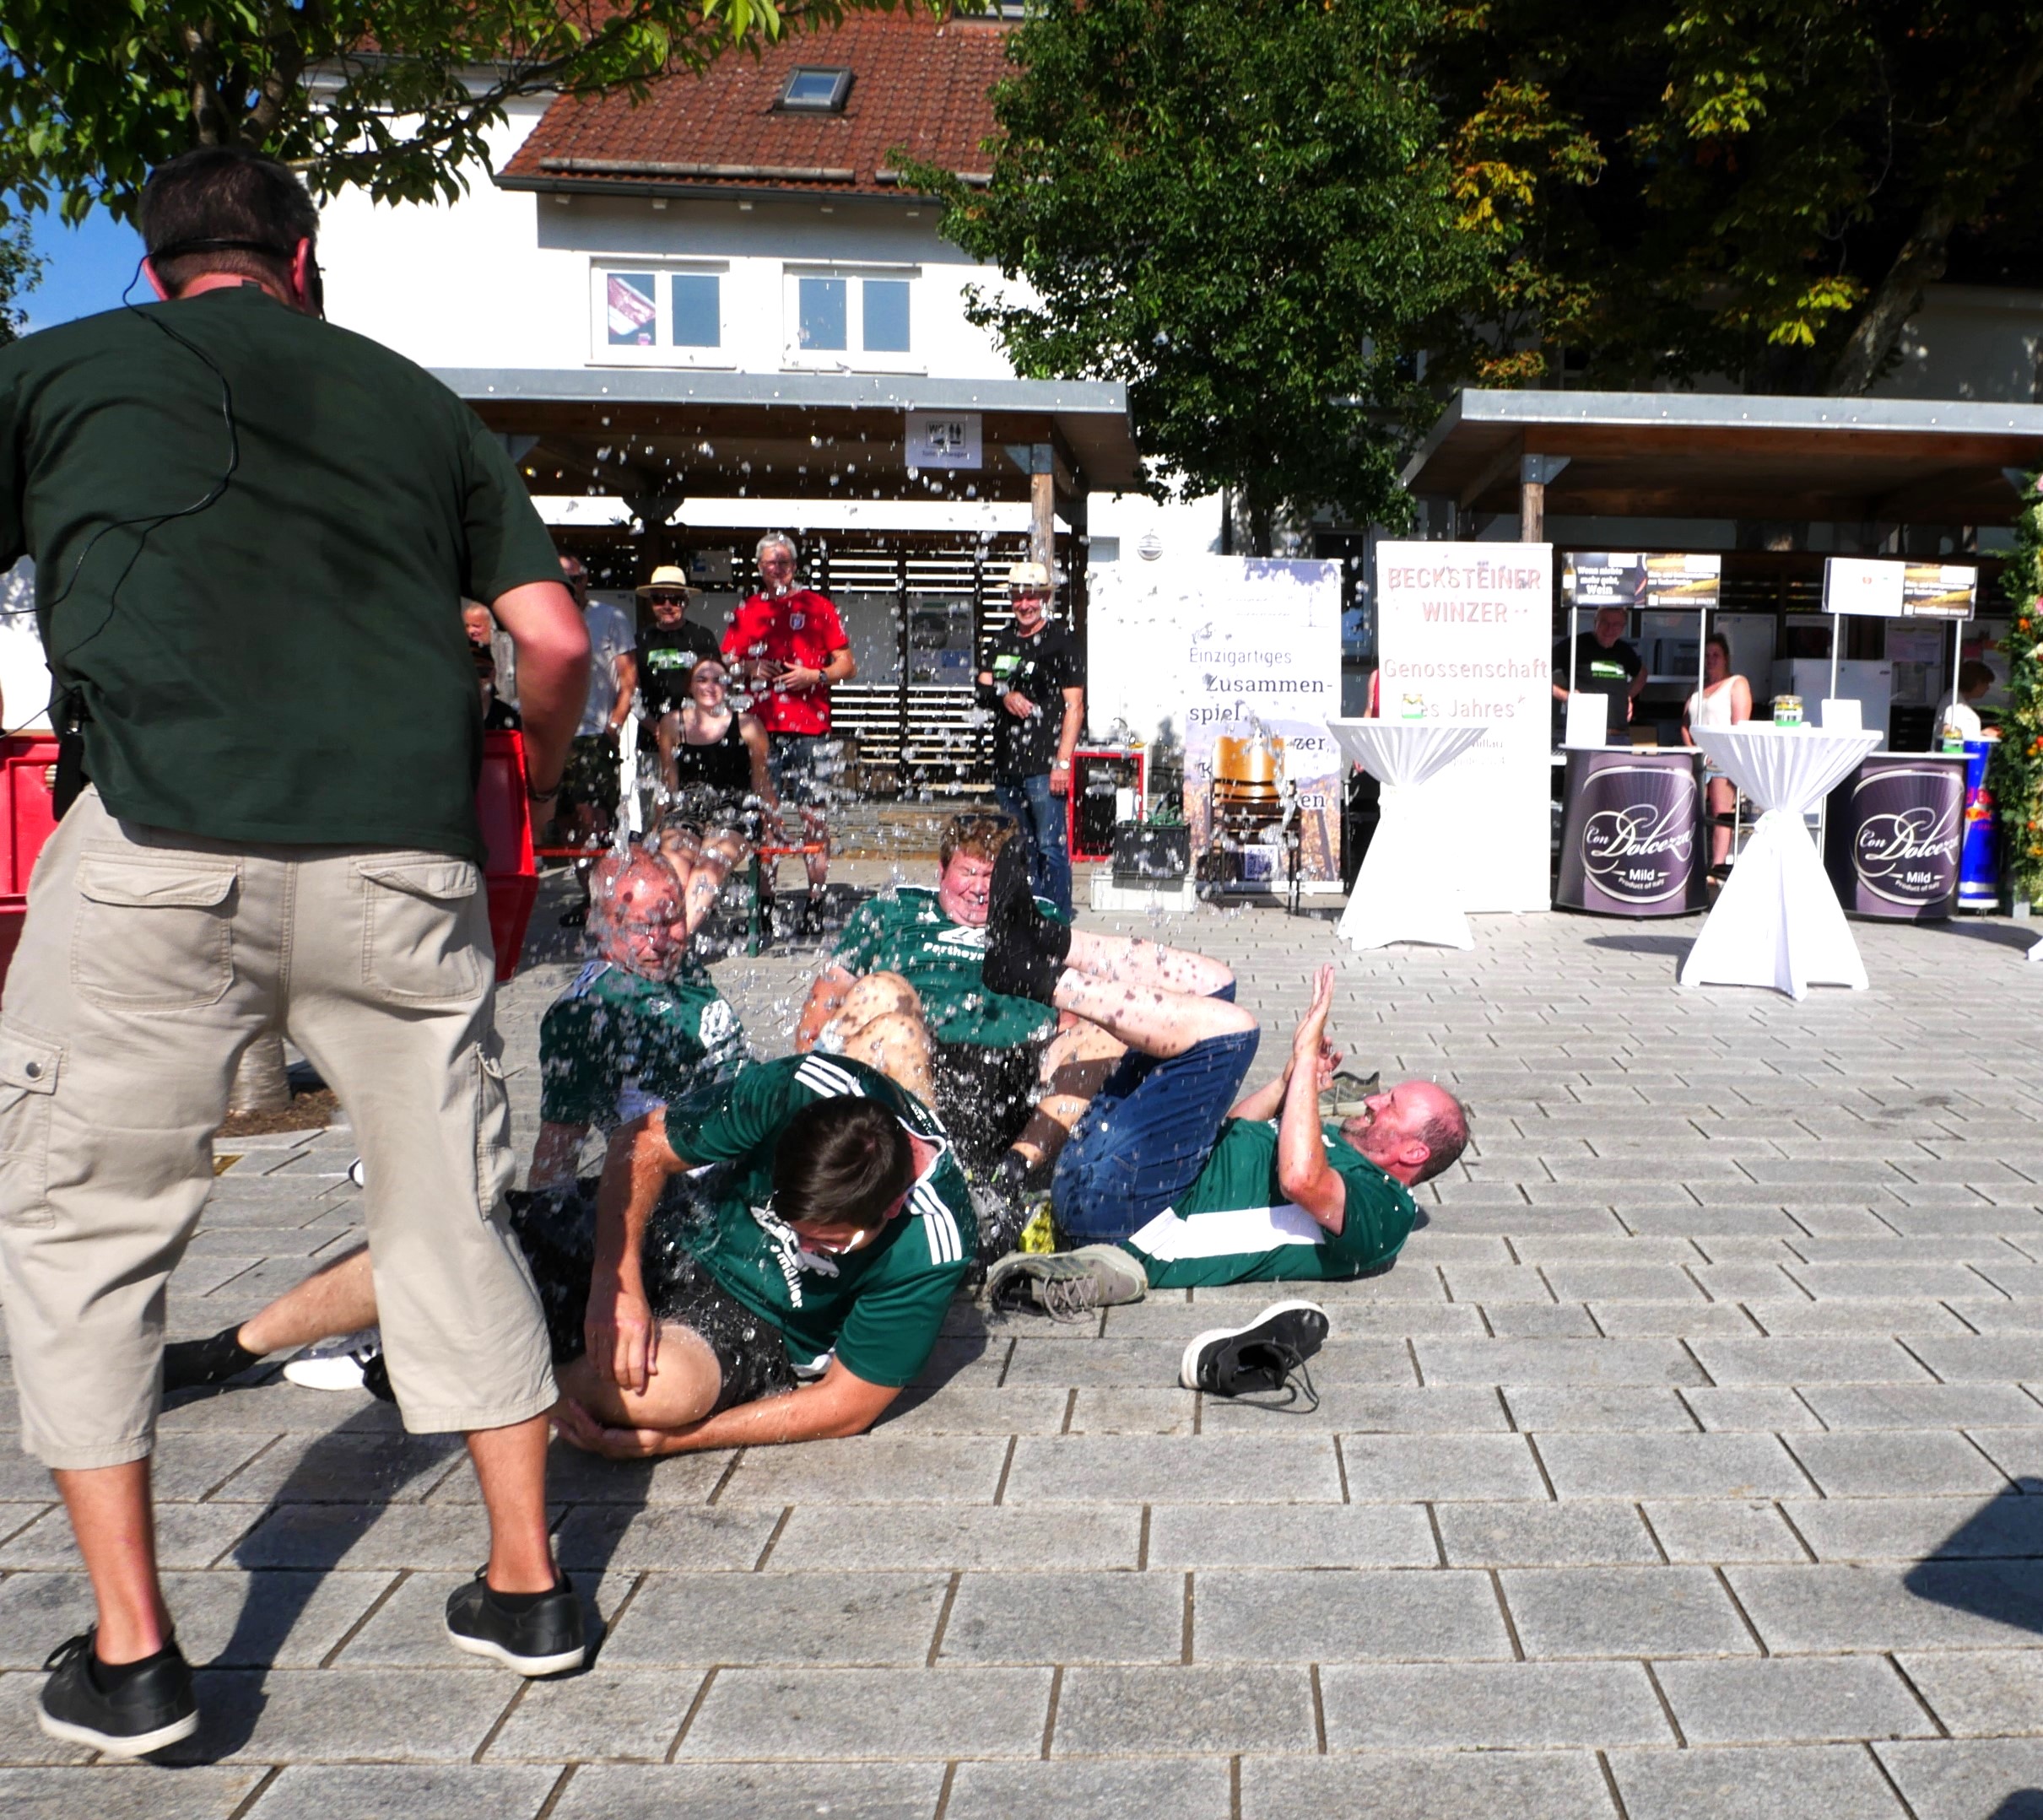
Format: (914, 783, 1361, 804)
(557, 1356, 899, 1458)
(586, 1109, 684, 1392)
(490, 579, 589, 793)
(1229, 1062, 1291, 1124)
(1275, 966, 1347, 1234)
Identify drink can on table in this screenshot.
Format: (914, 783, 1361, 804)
(1959, 737, 1999, 911)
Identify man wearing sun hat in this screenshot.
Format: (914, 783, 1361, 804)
(635, 564, 723, 785)
(976, 559, 1085, 917)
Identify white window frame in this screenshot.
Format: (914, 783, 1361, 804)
(781, 263, 924, 375)
(589, 258, 734, 369)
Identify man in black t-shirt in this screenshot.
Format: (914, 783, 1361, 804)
(1552, 606, 1646, 745)
(635, 565, 723, 791)
(977, 559, 1085, 917)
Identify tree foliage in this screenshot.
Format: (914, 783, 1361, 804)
(0, 222, 41, 346)
(906, 0, 1500, 551)
(1993, 476, 2043, 908)
(1438, 2, 2043, 395)
(0, 0, 931, 225)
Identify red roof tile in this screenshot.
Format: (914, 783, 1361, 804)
(498, 14, 1011, 198)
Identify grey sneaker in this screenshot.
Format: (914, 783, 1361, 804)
(985, 1245, 1148, 1322)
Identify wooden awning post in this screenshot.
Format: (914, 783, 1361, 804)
(1520, 454, 1570, 543)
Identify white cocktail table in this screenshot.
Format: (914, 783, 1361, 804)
(1327, 718, 1489, 949)
(1680, 724, 1882, 997)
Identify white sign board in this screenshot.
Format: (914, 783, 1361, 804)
(1823, 558, 1978, 621)
(1374, 543, 1553, 913)
(904, 411, 981, 470)
(1088, 555, 1342, 885)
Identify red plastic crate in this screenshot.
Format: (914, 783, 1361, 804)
(0, 729, 540, 989)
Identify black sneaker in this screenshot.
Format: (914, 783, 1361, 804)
(445, 1569, 586, 1676)
(37, 1630, 198, 1758)
(161, 1324, 264, 1394)
(1180, 1299, 1329, 1412)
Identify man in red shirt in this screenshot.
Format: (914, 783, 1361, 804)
(723, 532, 857, 937)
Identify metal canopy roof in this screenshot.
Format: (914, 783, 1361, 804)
(1401, 389, 2043, 526)
(433, 367, 1144, 505)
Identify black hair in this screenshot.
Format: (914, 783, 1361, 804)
(773, 1098, 916, 1229)
(139, 145, 320, 295)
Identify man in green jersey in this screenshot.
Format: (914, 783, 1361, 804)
(165, 851, 748, 1394)
(557, 1050, 974, 1455)
(797, 813, 1123, 1200)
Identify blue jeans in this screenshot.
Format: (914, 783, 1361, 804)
(1051, 1024, 1261, 1245)
(994, 772, 1073, 920)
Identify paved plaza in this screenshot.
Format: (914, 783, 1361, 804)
(8, 872, 2043, 1817)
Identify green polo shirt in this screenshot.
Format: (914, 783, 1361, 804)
(0, 287, 562, 862)
(1119, 1117, 1418, 1289)
(538, 959, 748, 1128)
(831, 885, 1057, 1046)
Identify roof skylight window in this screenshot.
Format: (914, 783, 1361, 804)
(779, 68, 853, 112)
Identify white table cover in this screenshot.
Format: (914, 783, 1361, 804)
(1679, 724, 1882, 997)
(1327, 718, 1489, 949)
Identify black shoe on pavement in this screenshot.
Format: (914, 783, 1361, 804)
(1180, 1299, 1329, 1412)
(982, 841, 1071, 1003)
(161, 1325, 264, 1394)
(445, 1569, 586, 1676)
(38, 1630, 198, 1758)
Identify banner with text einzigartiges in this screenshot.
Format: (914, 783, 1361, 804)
(1375, 543, 1552, 913)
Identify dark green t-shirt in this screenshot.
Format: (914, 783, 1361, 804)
(0, 287, 562, 861)
(832, 885, 1056, 1046)
(538, 959, 748, 1128)
(1119, 1117, 1418, 1289)
(657, 1052, 975, 1387)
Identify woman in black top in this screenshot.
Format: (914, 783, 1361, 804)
(651, 658, 781, 935)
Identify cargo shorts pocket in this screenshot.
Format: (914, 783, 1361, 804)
(475, 1045, 515, 1216)
(71, 855, 237, 1012)
(0, 1026, 62, 1226)
(359, 857, 484, 1005)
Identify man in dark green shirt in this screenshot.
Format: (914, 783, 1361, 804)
(0, 147, 592, 1753)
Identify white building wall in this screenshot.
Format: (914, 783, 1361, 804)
(1874, 284, 2043, 405)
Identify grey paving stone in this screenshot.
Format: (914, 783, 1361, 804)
(0, 1766, 267, 1819)
(1962, 1428, 2043, 1487)
(939, 1571, 1184, 1663)
(1592, 1300, 1767, 1337)
(1607, 1743, 1907, 1819)
(678, 1666, 1051, 1759)
(1787, 1430, 2013, 1498)
(1945, 1300, 2043, 1333)
(1003, 1436, 1343, 1504)
(599, 1571, 949, 1666)
(1504, 1385, 1698, 1430)
(1680, 1386, 1823, 1431)
(1062, 1389, 1193, 1434)
(1875, 1738, 2043, 1820)
(230, 1501, 504, 1570)
(1210, 1385, 1507, 1434)
(1653, 1655, 1936, 1745)
(483, 1667, 705, 1761)
(1792, 1264, 1996, 1299)
(551, 1504, 781, 1572)
(245, 1765, 559, 1820)
(1896, 1650, 2043, 1737)
(1799, 1384, 2043, 1428)
(1784, 1496, 2043, 1562)
(1144, 1503, 1437, 1569)
(1239, 1749, 1618, 1819)
(1500, 1565, 1759, 1657)
(1645, 1500, 1809, 1564)
(549, 1762, 945, 1820)
(1540, 1432, 1814, 1499)
(1687, 1337, 1937, 1384)
(0, 1672, 94, 1766)
(1482, 1303, 1604, 1337)
(1413, 1338, 1709, 1385)
(0, 1500, 258, 1569)
(1442, 1265, 1554, 1302)
(1319, 1660, 1670, 1747)
(1435, 1500, 1660, 1566)
(1051, 1664, 1315, 1754)
(176, 1666, 517, 1763)
(945, 1757, 1230, 1820)
(1336, 1434, 1547, 1501)
(1194, 1569, 1510, 1661)
(713, 1436, 1006, 1504)
(881, 1387, 1070, 1434)
(768, 1503, 1143, 1571)
(1905, 1335, 2043, 1381)
(1731, 1560, 2043, 1650)
(1743, 1299, 1975, 1336)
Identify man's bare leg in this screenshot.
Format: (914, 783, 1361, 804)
(1061, 929, 1235, 1001)
(49, 1464, 170, 1663)
(1049, 968, 1254, 1058)
(1011, 1020, 1126, 1172)
(840, 1009, 937, 1107)
(468, 1413, 559, 1593)
(234, 1245, 378, 1357)
(557, 1321, 723, 1434)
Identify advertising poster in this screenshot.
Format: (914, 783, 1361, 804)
(1088, 556, 1342, 887)
(1563, 552, 1722, 612)
(1374, 543, 1553, 914)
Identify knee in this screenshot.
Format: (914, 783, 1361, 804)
(842, 971, 922, 1024)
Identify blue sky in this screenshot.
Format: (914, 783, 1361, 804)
(14, 207, 145, 330)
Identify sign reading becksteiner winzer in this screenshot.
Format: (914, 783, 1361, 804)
(1375, 544, 1553, 912)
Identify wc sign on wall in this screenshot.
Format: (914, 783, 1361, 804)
(1374, 543, 1554, 913)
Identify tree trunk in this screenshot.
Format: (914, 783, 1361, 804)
(1245, 494, 1275, 559)
(1828, 47, 2043, 397)
(229, 1032, 291, 1116)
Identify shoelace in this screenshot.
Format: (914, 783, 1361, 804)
(1219, 1345, 1323, 1416)
(1035, 1276, 1101, 1324)
(42, 1631, 94, 1676)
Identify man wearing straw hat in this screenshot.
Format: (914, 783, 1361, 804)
(635, 564, 722, 792)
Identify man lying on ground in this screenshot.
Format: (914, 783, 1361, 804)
(977, 854, 1467, 1396)
(164, 850, 749, 1396)
(796, 813, 1121, 1238)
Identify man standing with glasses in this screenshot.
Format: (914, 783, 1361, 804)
(724, 532, 856, 939)
(978, 559, 1085, 917)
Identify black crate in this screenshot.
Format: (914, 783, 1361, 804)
(1112, 821, 1191, 884)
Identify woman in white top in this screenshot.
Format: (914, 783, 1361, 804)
(1683, 633, 1753, 872)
